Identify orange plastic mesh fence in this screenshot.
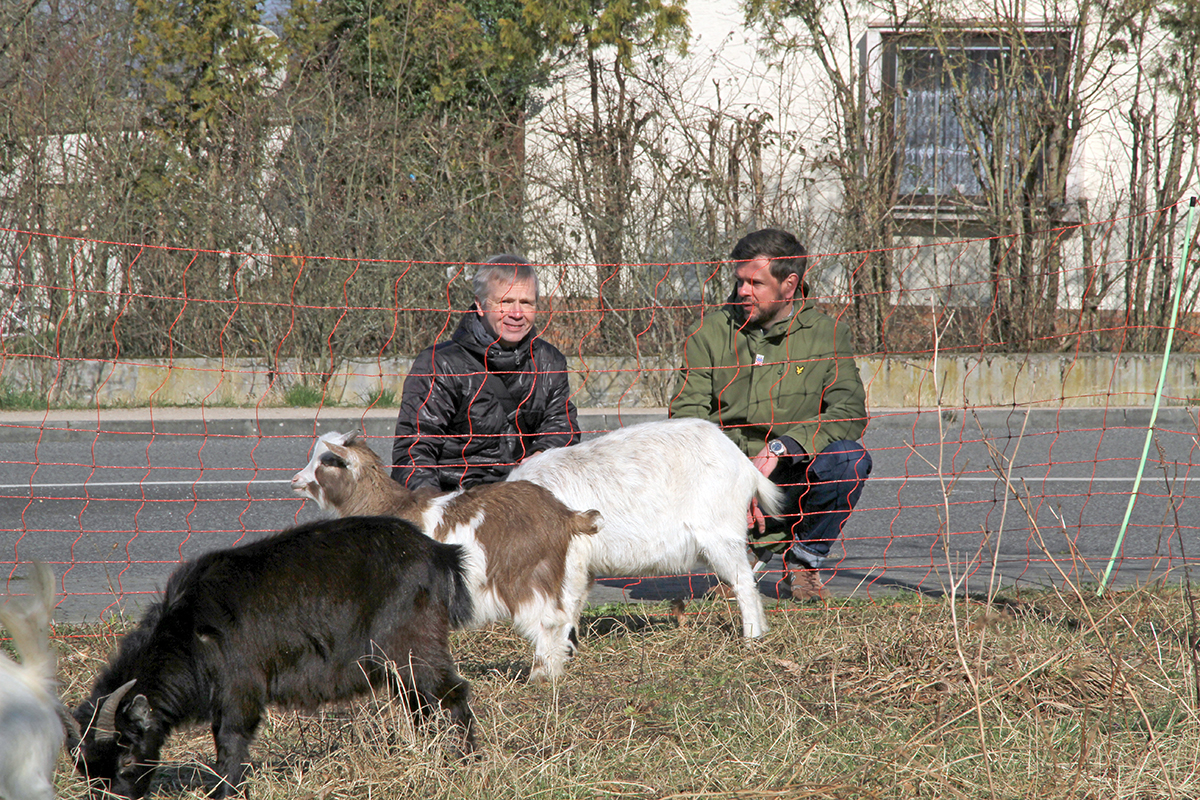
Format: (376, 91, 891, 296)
(1, 205, 1197, 621)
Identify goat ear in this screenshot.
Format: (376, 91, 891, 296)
(126, 695, 153, 735)
(343, 430, 361, 446)
(319, 450, 348, 469)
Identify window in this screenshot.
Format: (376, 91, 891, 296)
(860, 25, 1071, 229)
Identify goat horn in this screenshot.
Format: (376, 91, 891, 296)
(58, 703, 82, 742)
(93, 679, 137, 742)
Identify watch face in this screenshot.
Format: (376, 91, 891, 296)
(769, 440, 786, 456)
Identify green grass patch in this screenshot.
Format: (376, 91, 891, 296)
(283, 383, 326, 407)
(0, 381, 45, 410)
(364, 387, 399, 408)
(47, 585, 1200, 799)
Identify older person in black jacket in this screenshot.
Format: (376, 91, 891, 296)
(391, 254, 580, 490)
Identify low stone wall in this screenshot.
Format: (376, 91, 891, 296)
(858, 354, 1200, 408)
(1, 353, 1198, 409)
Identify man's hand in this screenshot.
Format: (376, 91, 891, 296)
(746, 443, 777, 534)
(747, 496, 766, 534)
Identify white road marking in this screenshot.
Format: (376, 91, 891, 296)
(0, 476, 1145, 491)
(0, 479, 293, 489)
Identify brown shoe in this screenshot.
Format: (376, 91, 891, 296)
(786, 565, 829, 601)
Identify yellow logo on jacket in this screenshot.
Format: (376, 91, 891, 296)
(796, 366, 804, 375)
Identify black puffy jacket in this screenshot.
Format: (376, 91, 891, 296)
(390, 310, 580, 490)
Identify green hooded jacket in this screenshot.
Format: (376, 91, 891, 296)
(669, 297, 867, 458)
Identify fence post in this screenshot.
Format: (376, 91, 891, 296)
(1099, 196, 1199, 596)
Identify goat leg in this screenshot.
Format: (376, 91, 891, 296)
(209, 708, 261, 798)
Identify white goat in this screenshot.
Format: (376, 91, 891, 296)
(508, 417, 783, 638)
(291, 431, 600, 681)
(1, 562, 77, 800)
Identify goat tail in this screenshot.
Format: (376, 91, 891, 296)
(432, 542, 475, 629)
(0, 561, 57, 683)
(574, 509, 602, 537)
(753, 472, 785, 518)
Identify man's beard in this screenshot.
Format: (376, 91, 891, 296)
(745, 299, 786, 326)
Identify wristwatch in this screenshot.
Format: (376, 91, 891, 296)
(767, 439, 788, 457)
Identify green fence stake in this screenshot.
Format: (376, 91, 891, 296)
(1098, 196, 1198, 596)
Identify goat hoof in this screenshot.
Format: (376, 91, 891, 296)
(452, 739, 483, 762)
(528, 666, 562, 684)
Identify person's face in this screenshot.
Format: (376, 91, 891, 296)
(734, 257, 798, 327)
(478, 277, 537, 347)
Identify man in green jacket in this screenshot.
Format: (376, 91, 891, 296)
(669, 228, 872, 600)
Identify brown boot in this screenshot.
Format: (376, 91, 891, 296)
(785, 564, 829, 601)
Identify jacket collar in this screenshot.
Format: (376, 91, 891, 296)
(723, 293, 815, 340)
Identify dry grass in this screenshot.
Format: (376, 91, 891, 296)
(38, 583, 1200, 800)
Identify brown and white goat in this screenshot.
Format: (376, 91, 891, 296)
(290, 430, 599, 681)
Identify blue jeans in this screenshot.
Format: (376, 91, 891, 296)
(754, 440, 872, 568)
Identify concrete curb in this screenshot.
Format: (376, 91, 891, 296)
(0, 405, 1193, 442)
(0, 407, 671, 442)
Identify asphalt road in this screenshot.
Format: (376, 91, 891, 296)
(0, 406, 1196, 621)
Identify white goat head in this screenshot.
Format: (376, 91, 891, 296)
(290, 430, 370, 511)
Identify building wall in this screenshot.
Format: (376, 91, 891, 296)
(521, 0, 1186, 313)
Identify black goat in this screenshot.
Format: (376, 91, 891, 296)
(68, 516, 477, 799)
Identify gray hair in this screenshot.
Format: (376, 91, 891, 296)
(472, 254, 539, 303)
